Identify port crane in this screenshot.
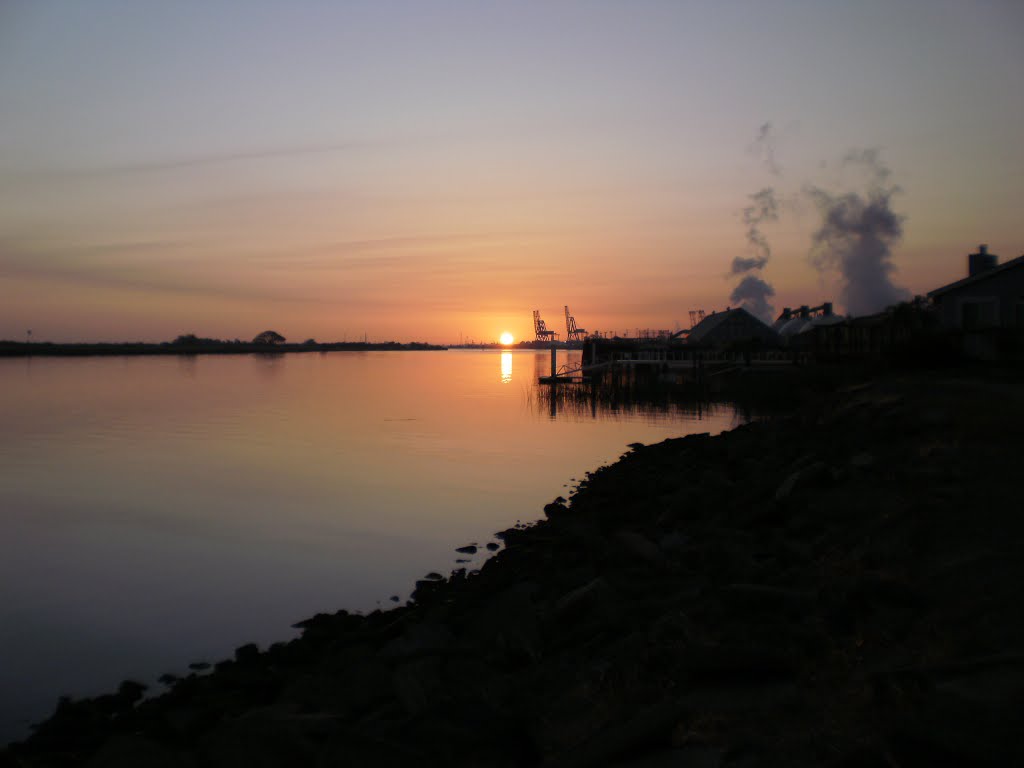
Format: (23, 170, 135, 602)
(564, 305, 587, 342)
(533, 310, 558, 342)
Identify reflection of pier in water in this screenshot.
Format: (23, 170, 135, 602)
(530, 352, 749, 423)
(538, 336, 794, 386)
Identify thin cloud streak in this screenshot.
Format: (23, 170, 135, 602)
(0, 247, 339, 307)
(6, 141, 375, 179)
(101, 141, 363, 175)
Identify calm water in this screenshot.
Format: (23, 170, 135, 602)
(0, 350, 739, 742)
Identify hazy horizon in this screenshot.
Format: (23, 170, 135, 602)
(2, 1, 1022, 343)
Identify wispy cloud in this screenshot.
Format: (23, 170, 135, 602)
(5, 140, 375, 180)
(250, 231, 545, 272)
(99, 141, 364, 175)
(0, 238, 339, 306)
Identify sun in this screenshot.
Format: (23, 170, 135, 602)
(499, 332, 514, 345)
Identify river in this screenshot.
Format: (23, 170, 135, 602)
(0, 349, 739, 742)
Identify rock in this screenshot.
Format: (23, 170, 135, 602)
(609, 746, 723, 768)
(471, 583, 540, 660)
(648, 611, 696, 646)
(680, 644, 798, 687)
(314, 731, 420, 768)
(380, 621, 456, 659)
(423, 572, 443, 581)
(412, 579, 446, 601)
(486, 542, 500, 552)
(773, 461, 827, 501)
(84, 734, 194, 768)
(547, 697, 688, 768)
(774, 470, 802, 501)
(391, 656, 444, 715)
(784, 452, 819, 475)
(657, 530, 691, 554)
(849, 451, 875, 468)
(716, 583, 814, 615)
(544, 498, 570, 520)
(552, 577, 616, 623)
(188, 662, 210, 671)
(920, 407, 951, 427)
(197, 710, 316, 768)
(456, 545, 478, 555)
(614, 530, 667, 568)
(234, 643, 260, 665)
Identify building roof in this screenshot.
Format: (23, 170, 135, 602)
(687, 307, 773, 344)
(928, 253, 1024, 298)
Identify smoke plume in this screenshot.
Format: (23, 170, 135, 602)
(806, 150, 910, 316)
(730, 275, 775, 323)
(729, 186, 778, 322)
(750, 121, 781, 176)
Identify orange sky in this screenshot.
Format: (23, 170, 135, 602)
(1, 2, 1022, 343)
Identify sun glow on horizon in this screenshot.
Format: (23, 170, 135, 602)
(499, 332, 514, 345)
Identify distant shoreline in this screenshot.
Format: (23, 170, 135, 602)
(0, 341, 447, 357)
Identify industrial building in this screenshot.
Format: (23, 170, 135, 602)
(685, 307, 779, 347)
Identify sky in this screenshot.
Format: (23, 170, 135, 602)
(1, 0, 1022, 344)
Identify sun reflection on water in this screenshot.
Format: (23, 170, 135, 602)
(500, 352, 512, 384)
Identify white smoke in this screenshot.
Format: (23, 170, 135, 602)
(729, 186, 778, 323)
(730, 275, 776, 322)
(806, 150, 910, 316)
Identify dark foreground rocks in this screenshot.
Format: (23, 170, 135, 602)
(4, 373, 1024, 767)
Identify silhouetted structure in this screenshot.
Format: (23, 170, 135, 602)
(798, 305, 921, 360)
(928, 245, 1024, 331)
(533, 311, 558, 342)
(773, 303, 843, 344)
(564, 306, 587, 342)
(686, 307, 779, 347)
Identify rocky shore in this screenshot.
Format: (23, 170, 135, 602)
(4, 372, 1023, 767)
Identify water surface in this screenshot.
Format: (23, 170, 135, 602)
(0, 350, 738, 741)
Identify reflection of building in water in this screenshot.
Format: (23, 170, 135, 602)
(500, 352, 512, 384)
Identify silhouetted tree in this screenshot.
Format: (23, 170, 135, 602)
(253, 330, 286, 345)
(172, 333, 221, 346)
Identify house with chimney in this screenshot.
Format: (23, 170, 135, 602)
(928, 245, 1024, 331)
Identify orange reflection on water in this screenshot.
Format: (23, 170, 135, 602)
(500, 351, 512, 384)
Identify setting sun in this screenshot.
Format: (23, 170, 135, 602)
(499, 332, 514, 345)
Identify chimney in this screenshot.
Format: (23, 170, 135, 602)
(968, 243, 997, 277)
(823, 302, 833, 316)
